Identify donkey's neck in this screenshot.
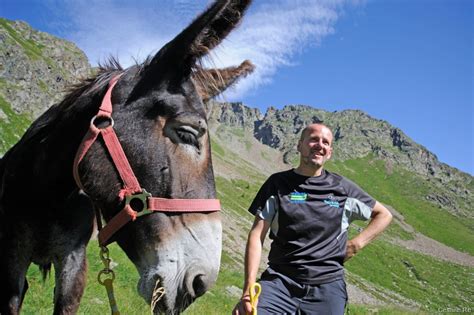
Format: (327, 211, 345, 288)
(3, 94, 103, 206)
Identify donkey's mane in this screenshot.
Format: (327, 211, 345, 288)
(61, 57, 124, 110)
(17, 58, 125, 145)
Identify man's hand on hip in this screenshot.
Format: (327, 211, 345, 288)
(344, 239, 361, 262)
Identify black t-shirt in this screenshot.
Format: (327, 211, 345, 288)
(248, 169, 376, 285)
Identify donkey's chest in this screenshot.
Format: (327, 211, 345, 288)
(29, 221, 89, 264)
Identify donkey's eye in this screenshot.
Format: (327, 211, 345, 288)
(176, 126, 200, 148)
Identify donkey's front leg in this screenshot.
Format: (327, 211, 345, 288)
(0, 234, 32, 315)
(52, 246, 88, 315)
(0, 272, 28, 315)
(0, 264, 29, 315)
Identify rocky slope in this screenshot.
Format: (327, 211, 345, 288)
(0, 18, 90, 119)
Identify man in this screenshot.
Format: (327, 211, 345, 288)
(233, 123, 392, 315)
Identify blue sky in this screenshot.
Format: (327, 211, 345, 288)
(2, 0, 473, 175)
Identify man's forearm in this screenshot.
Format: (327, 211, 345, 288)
(242, 230, 263, 296)
(240, 217, 270, 298)
(351, 212, 391, 248)
(347, 201, 392, 259)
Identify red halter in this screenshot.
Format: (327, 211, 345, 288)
(73, 74, 221, 246)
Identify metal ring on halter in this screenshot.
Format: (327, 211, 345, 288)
(91, 115, 115, 129)
(126, 189, 152, 217)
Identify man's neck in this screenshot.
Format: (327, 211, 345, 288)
(294, 165, 324, 177)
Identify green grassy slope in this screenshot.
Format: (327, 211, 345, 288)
(22, 244, 149, 314)
(345, 236, 473, 311)
(0, 95, 31, 154)
(21, 242, 251, 315)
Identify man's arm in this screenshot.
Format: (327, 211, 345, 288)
(233, 216, 270, 315)
(243, 216, 270, 296)
(345, 201, 392, 261)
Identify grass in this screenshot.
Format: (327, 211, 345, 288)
(346, 304, 424, 315)
(0, 94, 31, 154)
(22, 244, 149, 314)
(21, 242, 246, 315)
(383, 219, 415, 240)
(215, 176, 262, 217)
(0, 78, 7, 88)
(210, 137, 225, 157)
(38, 79, 49, 93)
(230, 128, 245, 138)
(345, 234, 474, 312)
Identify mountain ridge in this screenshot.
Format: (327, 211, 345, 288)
(212, 100, 471, 179)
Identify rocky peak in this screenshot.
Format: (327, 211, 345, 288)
(206, 100, 262, 130)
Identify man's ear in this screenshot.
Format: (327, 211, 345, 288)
(297, 140, 302, 153)
(327, 147, 333, 160)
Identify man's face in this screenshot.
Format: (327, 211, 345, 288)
(297, 124, 333, 168)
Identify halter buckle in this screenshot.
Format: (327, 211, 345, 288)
(125, 190, 152, 217)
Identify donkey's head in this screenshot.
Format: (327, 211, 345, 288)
(76, 1, 253, 313)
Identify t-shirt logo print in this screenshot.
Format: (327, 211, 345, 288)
(324, 194, 340, 208)
(290, 191, 308, 203)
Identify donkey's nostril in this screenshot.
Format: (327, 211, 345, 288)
(191, 274, 208, 298)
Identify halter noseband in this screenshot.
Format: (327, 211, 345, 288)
(73, 74, 221, 246)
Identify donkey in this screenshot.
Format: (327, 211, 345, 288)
(0, 1, 253, 314)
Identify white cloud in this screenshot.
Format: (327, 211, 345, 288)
(213, 0, 344, 99)
(47, 0, 357, 100)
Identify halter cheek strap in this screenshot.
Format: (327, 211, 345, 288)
(73, 74, 221, 246)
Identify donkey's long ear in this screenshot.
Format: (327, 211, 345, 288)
(146, 0, 252, 76)
(193, 60, 255, 102)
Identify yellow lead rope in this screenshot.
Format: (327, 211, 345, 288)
(249, 283, 262, 315)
